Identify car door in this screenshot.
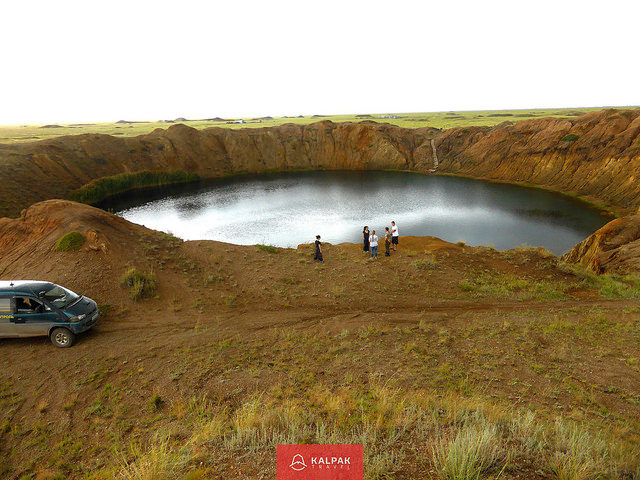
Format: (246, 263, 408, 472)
(12, 296, 58, 337)
(0, 296, 16, 337)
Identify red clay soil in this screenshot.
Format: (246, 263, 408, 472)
(0, 201, 639, 478)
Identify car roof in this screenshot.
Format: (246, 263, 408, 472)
(0, 280, 55, 295)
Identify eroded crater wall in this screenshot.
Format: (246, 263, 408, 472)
(1, 109, 639, 218)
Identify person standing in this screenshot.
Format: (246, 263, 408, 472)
(362, 226, 370, 253)
(370, 230, 378, 259)
(391, 221, 399, 251)
(314, 235, 324, 263)
(384, 226, 392, 257)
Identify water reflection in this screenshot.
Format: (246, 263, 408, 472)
(110, 171, 611, 254)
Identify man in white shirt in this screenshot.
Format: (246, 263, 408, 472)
(391, 221, 399, 251)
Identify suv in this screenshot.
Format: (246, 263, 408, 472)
(0, 281, 99, 347)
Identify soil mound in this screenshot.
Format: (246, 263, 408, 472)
(0, 200, 165, 301)
(562, 214, 640, 273)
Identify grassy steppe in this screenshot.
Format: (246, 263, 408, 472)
(2, 107, 638, 144)
(1, 233, 639, 479)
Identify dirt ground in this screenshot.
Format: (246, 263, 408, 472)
(0, 201, 639, 479)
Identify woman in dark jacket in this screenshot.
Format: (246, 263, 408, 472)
(362, 226, 370, 253)
(314, 235, 324, 263)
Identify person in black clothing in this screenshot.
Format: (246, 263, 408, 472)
(362, 226, 370, 253)
(314, 235, 324, 263)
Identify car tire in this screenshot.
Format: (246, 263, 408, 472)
(50, 328, 75, 348)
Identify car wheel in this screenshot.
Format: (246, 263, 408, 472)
(50, 328, 75, 348)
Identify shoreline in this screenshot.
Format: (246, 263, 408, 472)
(85, 168, 620, 221)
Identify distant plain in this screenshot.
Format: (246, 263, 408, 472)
(2, 106, 638, 144)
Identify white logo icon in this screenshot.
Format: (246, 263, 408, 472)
(290, 454, 307, 471)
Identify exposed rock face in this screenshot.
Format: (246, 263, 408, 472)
(437, 109, 640, 212)
(0, 109, 639, 218)
(0, 122, 438, 218)
(561, 214, 640, 273)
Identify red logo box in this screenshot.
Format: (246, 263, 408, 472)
(277, 444, 363, 480)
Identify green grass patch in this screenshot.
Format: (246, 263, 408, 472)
(54, 231, 85, 252)
(257, 244, 279, 254)
(560, 263, 640, 299)
(68, 170, 200, 205)
(458, 272, 567, 300)
(561, 133, 580, 142)
(120, 268, 158, 301)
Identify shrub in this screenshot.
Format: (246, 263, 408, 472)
(149, 394, 164, 412)
(54, 231, 85, 252)
(205, 273, 224, 285)
(458, 279, 475, 292)
(257, 244, 278, 254)
(561, 134, 580, 142)
(413, 256, 438, 270)
(120, 268, 157, 301)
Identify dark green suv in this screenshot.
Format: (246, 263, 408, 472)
(0, 281, 99, 347)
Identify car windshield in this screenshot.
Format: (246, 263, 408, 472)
(42, 285, 81, 309)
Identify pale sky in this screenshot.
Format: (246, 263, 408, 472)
(2, 0, 639, 124)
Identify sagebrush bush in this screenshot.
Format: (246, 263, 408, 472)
(120, 268, 157, 301)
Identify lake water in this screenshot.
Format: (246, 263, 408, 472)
(110, 171, 611, 254)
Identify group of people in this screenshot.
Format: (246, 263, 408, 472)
(362, 221, 398, 258)
(313, 221, 399, 263)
